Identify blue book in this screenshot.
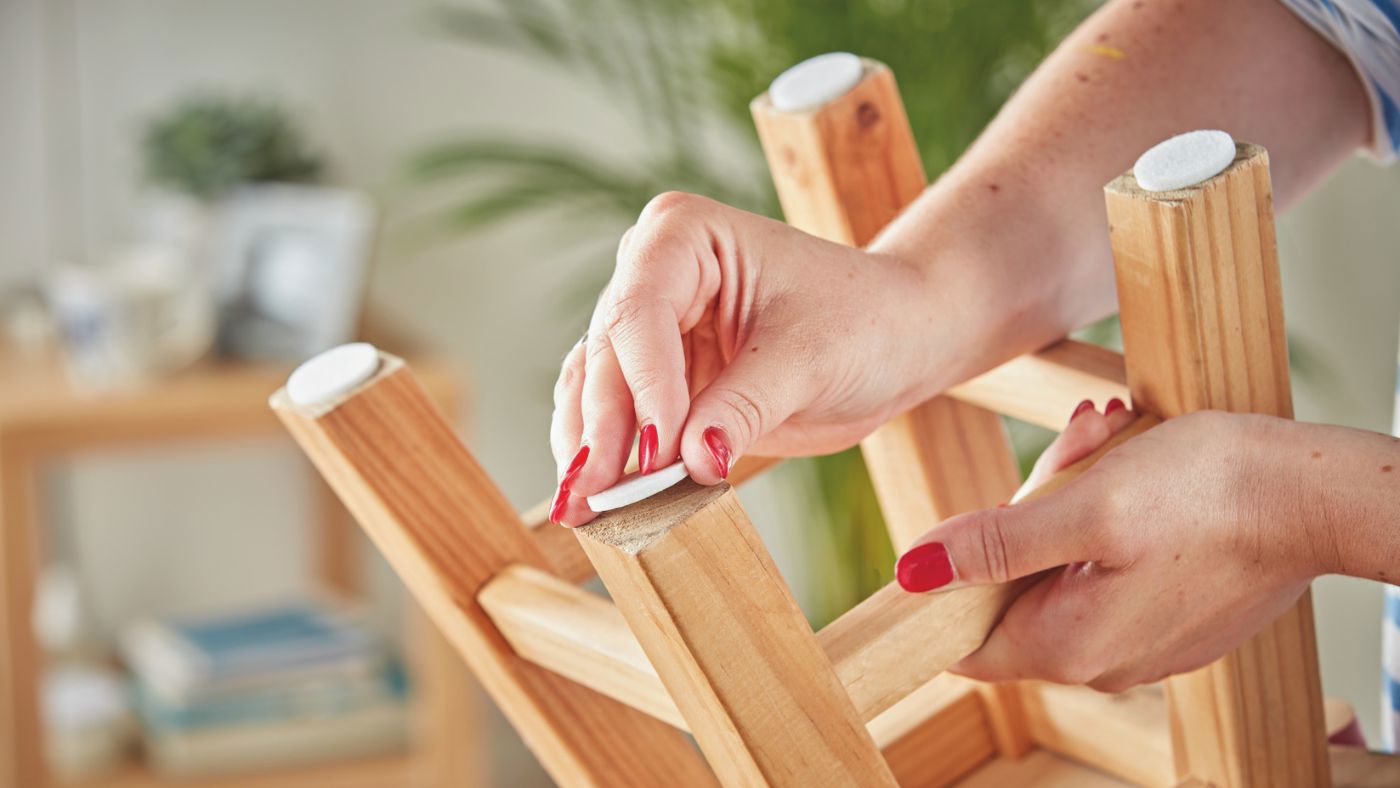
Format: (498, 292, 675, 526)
(120, 601, 381, 705)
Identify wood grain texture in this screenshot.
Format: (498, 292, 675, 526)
(1105, 143, 1329, 787)
(575, 479, 896, 786)
(272, 354, 714, 788)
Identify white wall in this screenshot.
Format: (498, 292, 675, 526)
(3, 0, 1399, 764)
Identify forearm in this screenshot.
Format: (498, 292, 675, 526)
(874, 0, 1369, 398)
(1270, 419, 1400, 583)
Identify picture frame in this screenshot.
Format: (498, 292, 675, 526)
(209, 184, 374, 362)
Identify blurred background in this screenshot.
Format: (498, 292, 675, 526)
(2, 0, 1398, 785)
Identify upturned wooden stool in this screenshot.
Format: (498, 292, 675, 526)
(271, 58, 1399, 787)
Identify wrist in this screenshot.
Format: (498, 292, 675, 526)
(868, 164, 1115, 404)
(1248, 416, 1349, 580)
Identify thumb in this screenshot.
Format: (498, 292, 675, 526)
(895, 485, 1100, 592)
(679, 341, 801, 485)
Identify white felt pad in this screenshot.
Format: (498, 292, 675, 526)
(587, 461, 690, 512)
(1133, 130, 1236, 192)
(769, 52, 864, 112)
(287, 342, 380, 406)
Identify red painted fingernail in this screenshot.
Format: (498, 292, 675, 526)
(561, 445, 589, 487)
(897, 542, 955, 593)
(1070, 399, 1094, 421)
(549, 445, 590, 526)
(548, 483, 570, 525)
(1104, 397, 1126, 415)
(638, 424, 658, 475)
(702, 427, 731, 479)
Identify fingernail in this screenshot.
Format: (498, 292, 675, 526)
(561, 445, 589, 487)
(548, 483, 570, 525)
(638, 424, 658, 475)
(1070, 399, 1094, 421)
(549, 445, 590, 526)
(702, 427, 731, 479)
(897, 542, 955, 593)
(1104, 397, 1126, 415)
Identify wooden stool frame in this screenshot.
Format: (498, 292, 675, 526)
(272, 60, 1397, 786)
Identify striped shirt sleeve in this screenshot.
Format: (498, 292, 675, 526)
(1278, 0, 1400, 162)
(1386, 337, 1400, 751)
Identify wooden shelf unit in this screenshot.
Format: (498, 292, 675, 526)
(0, 347, 478, 788)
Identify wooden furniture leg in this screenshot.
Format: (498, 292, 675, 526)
(576, 479, 897, 786)
(1105, 143, 1330, 786)
(752, 56, 1030, 759)
(0, 443, 44, 788)
(272, 353, 714, 788)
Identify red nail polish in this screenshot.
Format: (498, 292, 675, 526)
(702, 427, 731, 479)
(1070, 399, 1094, 421)
(1104, 397, 1126, 415)
(638, 424, 658, 475)
(548, 483, 570, 525)
(561, 445, 589, 487)
(897, 542, 955, 593)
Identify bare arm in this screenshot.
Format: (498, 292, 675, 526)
(547, 0, 1372, 525)
(875, 0, 1371, 404)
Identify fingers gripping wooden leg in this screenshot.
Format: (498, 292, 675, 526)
(271, 349, 713, 788)
(576, 480, 897, 787)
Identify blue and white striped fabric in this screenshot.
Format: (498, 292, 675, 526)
(1388, 340, 1400, 751)
(1279, 0, 1400, 160)
(1385, 584, 1400, 749)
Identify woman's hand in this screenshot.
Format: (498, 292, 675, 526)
(895, 404, 1328, 692)
(549, 192, 940, 526)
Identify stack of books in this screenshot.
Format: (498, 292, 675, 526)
(119, 601, 408, 778)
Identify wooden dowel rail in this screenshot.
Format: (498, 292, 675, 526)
(483, 415, 1161, 727)
(946, 338, 1129, 430)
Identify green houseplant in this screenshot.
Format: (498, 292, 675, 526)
(143, 95, 324, 202)
(410, 0, 1095, 624)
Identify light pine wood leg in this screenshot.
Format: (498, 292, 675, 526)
(1105, 143, 1329, 786)
(272, 355, 713, 788)
(576, 480, 897, 786)
(752, 57, 1030, 757)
